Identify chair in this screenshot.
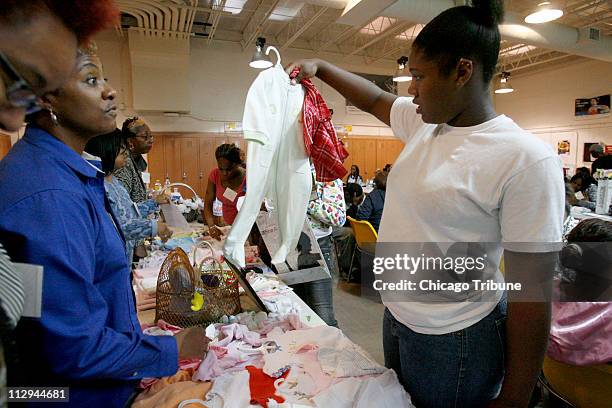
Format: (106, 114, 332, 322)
(346, 216, 378, 282)
(540, 355, 612, 408)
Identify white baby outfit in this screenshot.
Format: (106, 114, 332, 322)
(224, 63, 311, 268)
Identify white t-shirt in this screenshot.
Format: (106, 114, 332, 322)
(380, 97, 564, 334)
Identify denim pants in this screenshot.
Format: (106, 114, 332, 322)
(331, 226, 356, 278)
(292, 235, 338, 327)
(383, 300, 507, 408)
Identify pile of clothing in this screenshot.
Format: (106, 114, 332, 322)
(135, 313, 414, 407)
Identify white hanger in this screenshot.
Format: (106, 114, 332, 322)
(266, 46, 281, 67)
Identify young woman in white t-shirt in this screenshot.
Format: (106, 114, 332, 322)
(287, 1, 564, 407)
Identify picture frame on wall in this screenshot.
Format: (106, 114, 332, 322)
(550, 132, 577, 167)
(575, 94, 611, 119)
(583, 142, 598, 162)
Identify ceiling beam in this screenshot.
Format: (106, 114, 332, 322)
(347, 22, 412, 56)
(206, 0, 227, 43)
(499, 53, 575, 75)
(280, 7, 329, 51)
(365, 43, 409, 64)
(565, 0, 608, 15)
(241, 0, 282, 49)
(315, 25, 357, 53)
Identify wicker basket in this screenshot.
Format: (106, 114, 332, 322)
(192, 241, 241, 321)
(154, 243, 241, 328)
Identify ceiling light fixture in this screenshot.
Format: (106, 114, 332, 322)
(393, 56, 411, 82)
(494, 71, 514, 94)
(524, 2, 563, 24)
(249, 37, 273, 69)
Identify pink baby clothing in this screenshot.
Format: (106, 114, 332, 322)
(215, 323, 262, 347)
(547, 302, 612, 366)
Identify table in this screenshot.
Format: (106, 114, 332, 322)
(570, 207, 612, 222)
(137, 273, 326, 329)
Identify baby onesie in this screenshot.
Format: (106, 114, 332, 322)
(224, 64, 311, 268)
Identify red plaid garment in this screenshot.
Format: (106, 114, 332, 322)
(290, 68, 349, 182)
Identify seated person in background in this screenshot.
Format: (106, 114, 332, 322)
(204, 143, 246, 240)
(544, 218, 612, 408)
(334, 183, 363, 279)
(383, 163, 392, 173)
(568, 173, 598, 210)
(355, 170, 387, 232)
(346, 164, 363, 185)
(345, 182, 364, 222)
(85, 130, 173, 262)
(575, 166, 590, 177)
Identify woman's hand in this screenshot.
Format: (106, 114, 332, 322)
(157, 222, 172, 242)
(174, 327, 210, 360)
(208, 225, 223, 241)
(285, 59, 320, 85)
(155, 193, 170, 205)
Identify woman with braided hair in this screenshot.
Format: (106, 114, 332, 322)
(203, 143, 246, 240)
(287, 1, 565, 406)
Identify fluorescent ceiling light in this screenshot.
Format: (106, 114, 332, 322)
(524, 2, 563, 24)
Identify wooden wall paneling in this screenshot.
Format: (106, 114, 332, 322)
(147, 134, 165, 189)
(0, 133, 11, 161)
(363, 139, 378, 180)
(345, 137, 378, 181)
(163, 135, 183, 189)
(179, 137, 200, 198)
(343, 137, 365, 181)
(199, 134, 221, 197)
(376, 139, 404, 170)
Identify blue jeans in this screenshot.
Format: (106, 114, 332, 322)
(291, 235, 338, 327)
(383, 300, 507, 408)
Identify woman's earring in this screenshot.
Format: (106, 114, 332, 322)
(49, 108, 59, 126)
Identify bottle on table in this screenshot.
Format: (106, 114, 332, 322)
(171, 187, 182, 204)
(153, 179, 162, 194)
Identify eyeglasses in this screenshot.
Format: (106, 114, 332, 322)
(0, 52, 41, 114)
(134, 133, 153, 141)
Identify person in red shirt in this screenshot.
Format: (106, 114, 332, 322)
(203, 143, 246, 239)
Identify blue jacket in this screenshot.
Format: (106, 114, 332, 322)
(356, 189, 386, 232)
(0, 126, 178, 407)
